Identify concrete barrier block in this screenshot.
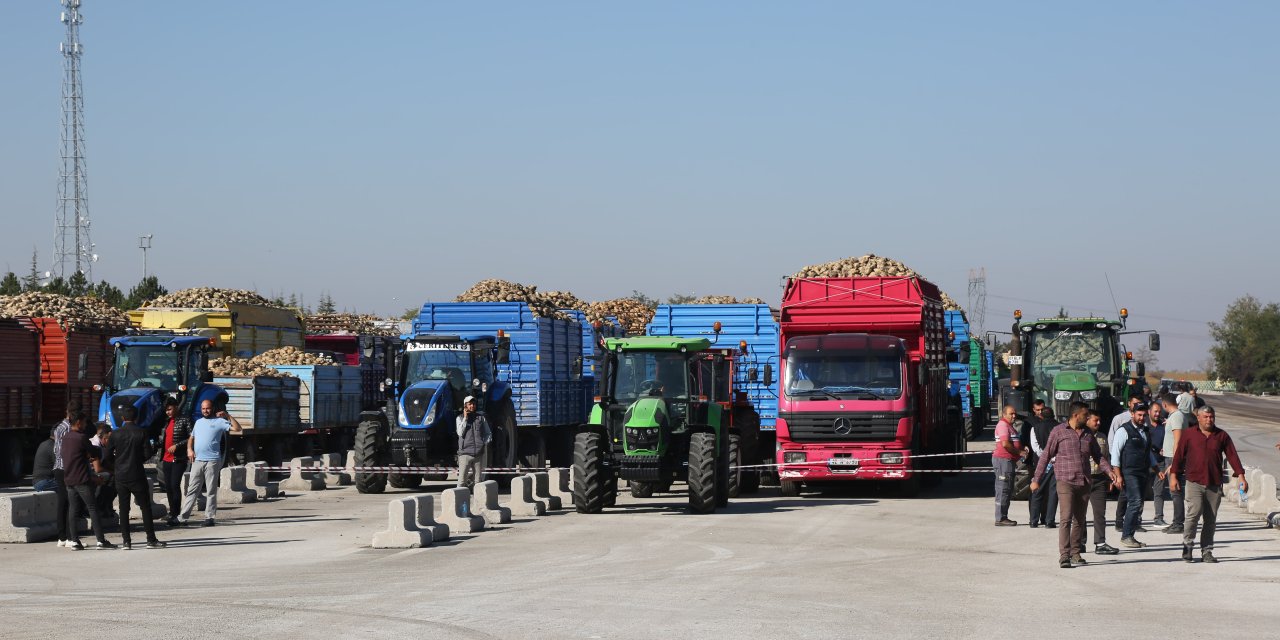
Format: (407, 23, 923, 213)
(216, 466, 258, 504)
(317, 452, 352, 486)
(411, 495, 449, 542)
(472, 480, 511, 525)
(139, 477, 168, 519)
(548, 468, 573, 505)
(0, 492, 60, 543)
(344, 449, 357, 479)
(531, 472, 562, 511)
(371, 497, 430, 549)
(509, 475, 547, 517)
(244, 462, 280, 499)
(439, 487, 485, 534)
(280, 457, 326, 492)
(1248, 473, 1280, 515)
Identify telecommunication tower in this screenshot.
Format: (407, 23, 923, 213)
(967, 267, 987, 338)
(54, 0, 95, 281)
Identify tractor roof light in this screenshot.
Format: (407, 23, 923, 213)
(948, 331, 955, 341)
(1014, 309, 1022, 319)
(713, 321, 722, 334)
(592, 321, 602, 330)
(1126, 351, 1133, 360)
(1120, 308, 1128, 319)
(739, 340, 748, 354)
(497, 330, 505, 338)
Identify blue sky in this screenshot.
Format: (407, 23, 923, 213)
(2, 2, 1276, 369)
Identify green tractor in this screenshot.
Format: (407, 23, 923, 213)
(572, 336, 736, 514)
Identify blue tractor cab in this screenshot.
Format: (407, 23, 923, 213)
(353, 332, 513, 493)
(98, 332, 226, 433)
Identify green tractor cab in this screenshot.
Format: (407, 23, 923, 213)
(573, 336, 734, 514)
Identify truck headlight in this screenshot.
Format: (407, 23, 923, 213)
(1054, 390, 1072, 401)
(1079, 390, 1098, 401)
(879, 452, 904, 465)
(783, 451, 806, 464)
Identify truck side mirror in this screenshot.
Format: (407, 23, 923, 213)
(78, 353, 89, 381)
(1148, 333, 1161, 351)
(762, 364, 773, 386)
(748, 367, 759, 383)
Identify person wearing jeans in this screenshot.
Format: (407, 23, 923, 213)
(1111, 402, 1154, 548)
(1159, 394, 1187, 533)
(60, 410, 113, 550)
(178, 400, 242, 527)
(991, 405, 1023, 526)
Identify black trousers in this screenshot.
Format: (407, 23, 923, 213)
(53, 470, 69, 541)
(67, 483, 105, 544)
(162, 461, 188, 518)
(96, 482, 117, 519)
(116, 479, 158, 545)
(1029, 465, 1058, 525)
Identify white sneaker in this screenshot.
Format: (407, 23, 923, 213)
(56, 540, 66, 548)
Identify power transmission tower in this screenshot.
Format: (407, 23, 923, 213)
(54, 0, 95, 281)
(967, 267, 987, 339)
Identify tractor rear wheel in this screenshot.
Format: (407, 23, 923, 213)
(727, 433, 742, 499)
(687, 432, 718, 514)
(354, 419, 387, 494)
(630, 481, 655, 498)
(573, 432, 607, 514)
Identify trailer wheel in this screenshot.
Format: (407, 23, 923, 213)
(354, 419, 387, 494)
(727, 433, 742, 499)
(573, 431, 608, 513)
(964, 415, 978, 441)
(687, 431, 718, 514)
(780, 480, 801, 497)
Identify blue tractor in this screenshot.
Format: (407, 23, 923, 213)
(353, 332, 513, 493)
(97, 333, 227, 435)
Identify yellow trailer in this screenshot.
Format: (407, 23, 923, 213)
(128, 303, 305, 359)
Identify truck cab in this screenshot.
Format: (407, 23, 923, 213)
(99, 333, 226, 431)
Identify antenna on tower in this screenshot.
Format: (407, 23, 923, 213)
(54, 0, 94, 282)
(967, 267, 987, 339)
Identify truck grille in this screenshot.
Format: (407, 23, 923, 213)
(780, 411, 905, 442)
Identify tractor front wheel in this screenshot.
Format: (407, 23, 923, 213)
(354, 419, 387, 494)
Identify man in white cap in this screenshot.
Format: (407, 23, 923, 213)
(456, 396, 492, 489)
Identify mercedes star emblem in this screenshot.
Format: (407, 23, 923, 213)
(833, 417, 853, 435)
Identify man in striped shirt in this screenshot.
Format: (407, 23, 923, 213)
(1032, 401, 1120, 569)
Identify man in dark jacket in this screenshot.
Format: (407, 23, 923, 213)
(1027, 402, 1059, 528)
(61, 410, 113, 550)
(32, 430, 58, 492)
(103, 405, 165, 549)
(1111, 402, 1155, 549)
(456, 396, 492, 490)
(158, 398, 190, 525)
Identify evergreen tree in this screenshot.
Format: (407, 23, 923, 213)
(125, 276, 169, 309)
(44, 276, 70, 296)
(21, 248, 41, 292)
(317, 292, 337, 314)
(67, 271, 90, 297)
(0, 272, 20, 295)
(91, 280, 127, 309)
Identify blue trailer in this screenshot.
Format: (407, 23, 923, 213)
(944, 310, 978, 440)
(352, 302, 588, 493)
(645, 304, 779, 490)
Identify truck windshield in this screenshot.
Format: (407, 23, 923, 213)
(1027, 328, 1116, 390)
(785, 347, 904, 400)
(402, 343, 474, 392)
(614, 351, 691, 403)
(113, 346, 182, 392)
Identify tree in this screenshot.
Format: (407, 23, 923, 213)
(91, 280, 127, 309)
(126, 276, 168, 309)
(400, 307, 418, 321)
(628, 290, 658, 309)
(0, 272, 20, 295)
(43, 276, 69, 296)
(1056, 307, 1069, 318)
(317, 292, 336, 314)
(1209, 295, 1280, 392)
(21, 248, 40, 292)
(666, 293, 697, 304)
(67, 271, 89, 297)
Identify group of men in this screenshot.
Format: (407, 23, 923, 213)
(30, 398, 242, 550)
(992, 387, 1247, 568)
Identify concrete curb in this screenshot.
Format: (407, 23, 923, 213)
(371, 497, 431, 549)
(244, 462, 280, 499)
(0, 491, 59, 543)
(472, 480, 511, 525)
(280, 457, 326, 492)
(412, 495, 449, 542)
(439, 487, 484, 534)
(217, 466, 258, 504)
(316, 453, 352, 486)
(548, 468, 573, 505)
(509, 475, 547, 517)
(530, 472, 562, 511)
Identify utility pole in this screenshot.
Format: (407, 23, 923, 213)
(967, 268, 987, 339)
(139, 234, 153, 279)
(54, 0, 95, 281)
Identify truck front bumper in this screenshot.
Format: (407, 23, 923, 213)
(776, 443, 916, 481)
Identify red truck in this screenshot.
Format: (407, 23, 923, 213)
(775, 276, 962, 496)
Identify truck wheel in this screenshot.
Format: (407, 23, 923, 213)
(354, 419, 387, 494)
(630, 481, 654, 498)
(388, 473, 421, 489)
(0, 433, 24, 483)
(727, 433, 742, 499)
(518, 428, 546, 471)
(734, 409, 762, 494)
(491, 399, 519, 471)
(573, 432, 607, 514)
(964, 415, 978, 441)
(780, 480, 801, 497)
(687, 431, 718, 514)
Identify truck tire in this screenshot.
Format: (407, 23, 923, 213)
(780, 480, 801, 497)
(518, 428, 546, 471)
(354, 419, 387, 494)
(573, 431, 607, 514)
(388, 473, 421, 489)
(630, 481, 655, 498)
(964, 415, 978, 441)
(490, 399, 519, 471)
(727, 433, 742, 499)
(687, 431, 718, 514)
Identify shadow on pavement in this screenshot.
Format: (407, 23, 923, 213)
(168, 537, 302, 548)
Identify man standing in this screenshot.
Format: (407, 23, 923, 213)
(1109, 395, 1145, 532)
(1170, 406, 1247, 563)
(1032, 401, 1119, 568)
(159, 398, 190, 526)
(992, 404, 1022, 526)
(456, 396, 492, 490)
(1082, 410, 1119, 555)
(49, 402, 79, 548)
(1147, 401, 1169, 528)
(1111, 402, 1155, 549)
(103, 405, 165, 549)
(60, 410, 114, 550)
(1026, 401, 1059, 528)
(1160, 393, 1188, 534)
(177, 400, 242, 527)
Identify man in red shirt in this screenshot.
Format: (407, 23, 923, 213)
(1170, 406, 1246, 563)
(992, 405, 1023, 526)
(159, 398, 190, 526)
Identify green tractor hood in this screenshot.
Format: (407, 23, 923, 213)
(1053, 370, 1098, 392)
(622, 396, 668, 455)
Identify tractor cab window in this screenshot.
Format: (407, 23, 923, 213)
(784, 335, 905, 400)
(1027, 328, 1116, 390)
(614, 351, 691, 404)
(696, 357, 732, 404)
(113, 346, 181, 392)
(403, 342, 473, 393)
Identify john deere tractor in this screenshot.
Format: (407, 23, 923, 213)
(572, 336, 735, 514)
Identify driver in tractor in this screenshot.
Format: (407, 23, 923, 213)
(653, 359, 685, 398)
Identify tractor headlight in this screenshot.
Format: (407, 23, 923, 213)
(1079, 390, 1098, 401)
(1054, 390, 1072, 401)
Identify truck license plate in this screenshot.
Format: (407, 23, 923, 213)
(828, 457, 859, 472)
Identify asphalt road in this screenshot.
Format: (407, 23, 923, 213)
(2, 463, 1278, 640)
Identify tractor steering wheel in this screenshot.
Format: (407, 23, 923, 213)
(640, 379, 662, 395)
